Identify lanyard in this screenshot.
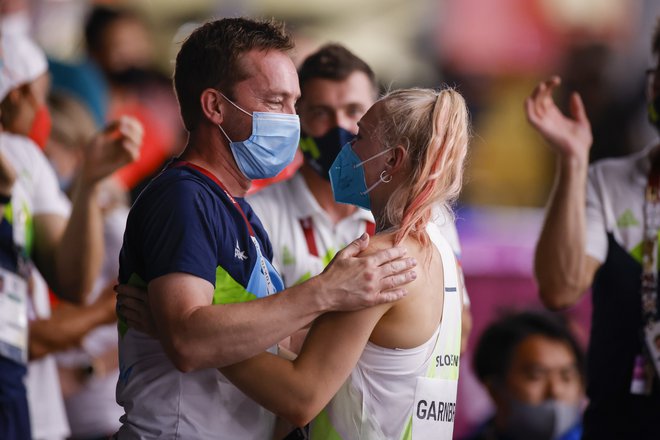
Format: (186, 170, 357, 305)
(642, 154, 660, 328)
(171, 161, 280, 294)
(299, 216, 375, 258)
(171, 161, 255, 236)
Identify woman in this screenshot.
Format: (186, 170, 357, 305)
(220, 86, 470, 439)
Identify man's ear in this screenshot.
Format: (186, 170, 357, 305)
(200, 88, 225, 125)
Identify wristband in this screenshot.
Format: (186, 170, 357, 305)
(0, 193, 11, 205)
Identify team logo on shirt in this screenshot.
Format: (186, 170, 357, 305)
(235, 240, 247, 261)
(617, 209, 639, 228)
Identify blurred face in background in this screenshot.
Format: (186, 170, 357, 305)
(504, 335, 582, 405)
(0, 73, 50, 138)
(298, 71, 375, 137)
(96, 17, 153, 75)
(490, 334, 584, 440)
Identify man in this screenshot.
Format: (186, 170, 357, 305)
(0, 29, 142, 439)
(470, 312, 584, 440)
(525, 22, 660, 439)
(115, 18, 416, 439)
(248, 44, 472, 353)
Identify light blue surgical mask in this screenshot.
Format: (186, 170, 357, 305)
(329, 142, 392, 210)
(218, 94, 300, 180)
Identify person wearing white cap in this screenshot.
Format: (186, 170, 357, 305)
(0, 30, 143, 439)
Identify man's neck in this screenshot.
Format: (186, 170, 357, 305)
(300, 162, 356, 224)
(181, 129, 251, 197)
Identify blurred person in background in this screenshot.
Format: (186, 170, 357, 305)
(525, 19, 660, 440)
(0, 25, 142, 439)
(44, 92, 128, 439)
(84, 5, 183, 201)
(469, 311, 584, 440)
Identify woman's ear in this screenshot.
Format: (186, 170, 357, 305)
(386, 144, 408, 174)
(200, 88, 225, 125)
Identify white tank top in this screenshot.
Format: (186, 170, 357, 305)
(310, 222, 462, 439)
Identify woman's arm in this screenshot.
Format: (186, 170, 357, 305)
(220, 294, 392, 427)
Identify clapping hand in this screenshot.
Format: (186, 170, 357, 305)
(80, 116, 144, 186)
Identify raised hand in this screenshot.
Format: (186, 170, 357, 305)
(524, 76, 593, 162)
(80, 116, 143, 186)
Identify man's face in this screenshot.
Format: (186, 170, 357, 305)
(503, 335, 582, 406)
(298, 71, 375, 137)
(220, 49, 300, 143)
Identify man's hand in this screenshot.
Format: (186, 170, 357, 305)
(318, 233, 417, 312)
(524, 76, 593, 162)
(116, 284, 157, 338)
(80, 116, 143, 186)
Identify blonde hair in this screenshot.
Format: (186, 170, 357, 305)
(376, 87, 469, 246)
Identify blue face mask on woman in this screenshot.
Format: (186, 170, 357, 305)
(218, 93, 300, 180)
(329, 142, 392, 210)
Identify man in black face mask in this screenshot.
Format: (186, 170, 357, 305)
(525, 19, 660, 440)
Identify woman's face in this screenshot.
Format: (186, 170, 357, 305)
(352, 101, 390, 190)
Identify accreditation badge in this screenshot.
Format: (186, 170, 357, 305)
(644, 320, 660, 378)
(0, 267, 29, 365)
(412, 376, 457, 439)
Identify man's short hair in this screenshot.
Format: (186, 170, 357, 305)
(473, 311, 585, 385)
(84, 6, 139, 56)
(298, 44, 377, 96)
(173, 17, 294, 132)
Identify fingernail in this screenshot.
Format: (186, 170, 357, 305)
(409, 257, 417, 266)
(410, 270, 417, 280)
(360, 233, 368, 240)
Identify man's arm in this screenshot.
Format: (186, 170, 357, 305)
(525, 76, 601, 309)
(119, 233, 416, 371)
(33, 118, 142, 302)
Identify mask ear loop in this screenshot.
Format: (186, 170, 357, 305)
(361, 170, 392, 195)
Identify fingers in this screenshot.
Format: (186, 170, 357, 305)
(379, 267, 417, 292)
(569, 92, 588, 124)
(526, 76, 561, 123)
(336, 233, 370, 259)
(379, 256, 417, 277)
(371, 288, 408, 305)
(114, 284, 148, 301)
(367, 245, 409, 267)
(118, 116, 144, 161)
